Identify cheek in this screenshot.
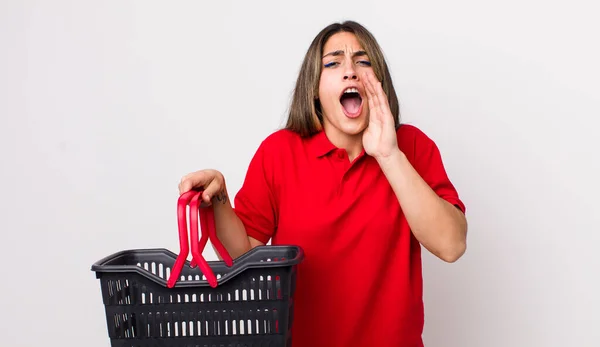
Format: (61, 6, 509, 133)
(318, 74, 338, 100)
(319, 87, 337, 104)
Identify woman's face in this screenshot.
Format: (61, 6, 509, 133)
(318, 32, 374, 142)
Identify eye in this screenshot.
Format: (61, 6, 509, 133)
(324, 61, 338, 68)
(357, 60, 372, 66)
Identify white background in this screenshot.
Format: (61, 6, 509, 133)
(1, 1, 599, 346)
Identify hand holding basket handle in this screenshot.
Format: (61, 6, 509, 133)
(167, 190, 233, 288)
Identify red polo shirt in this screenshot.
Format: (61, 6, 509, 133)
(234, 124, 465, 347)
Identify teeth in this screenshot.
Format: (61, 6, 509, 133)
(344, 87, 359, 94)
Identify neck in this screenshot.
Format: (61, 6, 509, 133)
(323, 125, 364, 161)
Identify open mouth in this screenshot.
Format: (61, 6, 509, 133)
(340, 87, 363, 117)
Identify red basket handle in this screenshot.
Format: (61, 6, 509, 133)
(167, 190, 233, 288)
(190, 203, 234, 268)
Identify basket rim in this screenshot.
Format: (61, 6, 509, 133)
(90, 245, 304, 288)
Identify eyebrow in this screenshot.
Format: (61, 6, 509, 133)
(322, 50, 368, 59)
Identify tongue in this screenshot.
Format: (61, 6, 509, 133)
(341, 96, 361, 114)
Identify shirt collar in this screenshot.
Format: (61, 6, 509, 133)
(306, 130, 337, 157)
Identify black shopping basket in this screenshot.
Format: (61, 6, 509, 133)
(91, 189, 304, 347)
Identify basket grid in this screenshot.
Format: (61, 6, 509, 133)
(92, 246, 301, 346)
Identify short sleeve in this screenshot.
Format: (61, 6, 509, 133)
(233, 141, 278, 244)
(410, 129, 466, 214)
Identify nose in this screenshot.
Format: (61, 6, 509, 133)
(343, 62, 358, 80)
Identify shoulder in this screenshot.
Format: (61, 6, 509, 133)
(396, 123, 433, 141)
(261, 128, 302, 146)
(255, 129, 302, 154)
(396, 123, 437, 159)
(248, 129, 303, 164)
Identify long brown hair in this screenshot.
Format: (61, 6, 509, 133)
(285, 21, 401, 137)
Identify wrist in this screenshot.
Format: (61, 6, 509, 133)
(375, 148, 405, 168)
(211, 179, 230, 207)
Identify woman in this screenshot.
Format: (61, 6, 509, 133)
(179, 20, 467, 347)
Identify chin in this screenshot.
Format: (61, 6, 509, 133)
(340, 110, 369, 135)
(339, 117, 368, 135)
(343, 126, 367, 136)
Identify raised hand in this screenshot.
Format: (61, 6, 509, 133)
(361, 71, 399, 160)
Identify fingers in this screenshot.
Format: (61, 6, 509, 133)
(178, 169, 227, 207)
(202, 178, 224, 204)
(367, 73, 390, 109)
(366, 84, 379, 122)
(362, 72, 393, 121)
(363, 71, 377, 97)
(179, 171, 205, 194)
(178, 170, 214, 194)
(363, 72, 380, 109)
(363, 72, 381, 121)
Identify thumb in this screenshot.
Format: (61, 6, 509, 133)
(202, 179, 224, 204)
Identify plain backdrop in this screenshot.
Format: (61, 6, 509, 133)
(1, 0, 599, 346)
